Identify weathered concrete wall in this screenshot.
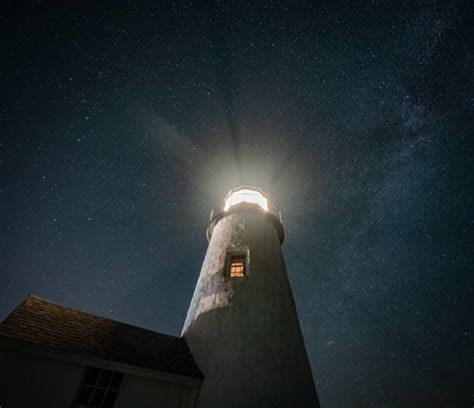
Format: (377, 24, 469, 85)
(183, 210, 320, 408)
(0, 346, 199, 408)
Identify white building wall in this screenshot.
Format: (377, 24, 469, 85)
(0, 344, 199, 408)
(0, 348, 84, 407)
(120, 374, 197, 408)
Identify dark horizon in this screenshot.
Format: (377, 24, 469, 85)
(1, 2, 473, 407)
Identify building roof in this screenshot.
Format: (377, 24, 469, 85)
(0, 295, 203, 380)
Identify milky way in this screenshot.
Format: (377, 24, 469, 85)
(2, 2, 472, 407)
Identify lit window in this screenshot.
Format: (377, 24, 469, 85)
(73, 367, 123, 408)
(230, 254, 246, 278)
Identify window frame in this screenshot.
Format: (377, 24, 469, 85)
(226, 250, 249, 279)
(72, 366, 123, 408)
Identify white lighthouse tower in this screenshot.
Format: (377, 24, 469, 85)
(182, 186, 319, 407)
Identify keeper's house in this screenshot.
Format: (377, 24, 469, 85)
(0, 295, 202, 408)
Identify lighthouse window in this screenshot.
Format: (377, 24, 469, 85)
(229, 253, 247, 278)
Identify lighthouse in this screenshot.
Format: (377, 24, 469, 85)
(182, 186, 320, 407)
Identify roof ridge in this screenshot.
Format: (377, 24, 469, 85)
(22, 295, 182, 341)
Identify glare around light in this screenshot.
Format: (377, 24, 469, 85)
(224, 188, 268, 212)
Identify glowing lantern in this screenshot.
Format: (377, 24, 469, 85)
(224, 188, 268, 212)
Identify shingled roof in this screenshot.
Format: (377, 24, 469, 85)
(0, 295, 202, 380)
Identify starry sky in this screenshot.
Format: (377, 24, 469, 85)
(1, 1, 473, 407)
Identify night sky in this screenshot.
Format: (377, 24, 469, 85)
(2, 2, 473, 407)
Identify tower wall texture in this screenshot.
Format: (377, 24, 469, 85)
(182, 208, 319, 408)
